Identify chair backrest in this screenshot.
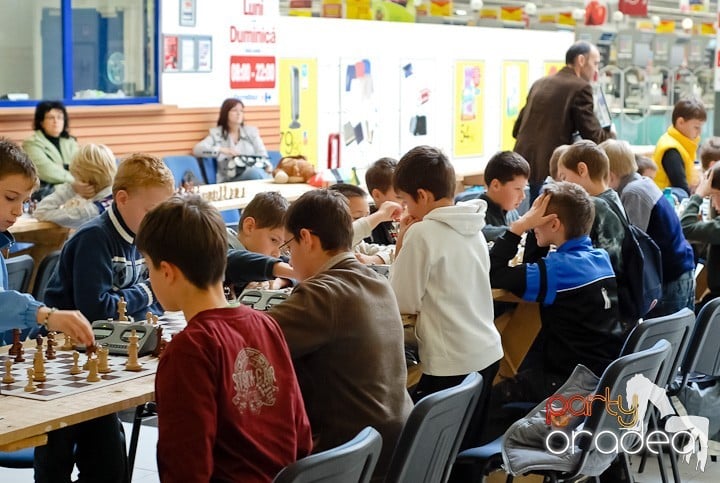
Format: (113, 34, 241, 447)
(573, 340, 672, 478)
(273, 426, 382, 483)
(32, 250, 61, 303)
(6, 254, 34, 293)
(163, 155, 206, 187)
(620, 308, 695, 389)
(682, 297, 720, 380)
(384, 372, 484, 483)
(268, 150, 282, 169)
(200, 157, 217, 185)
(221, 209, 240, 229)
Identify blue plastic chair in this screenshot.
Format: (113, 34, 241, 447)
(162, 156, 206, 187)
(221, 209, 240, 230)
(268, 150, 282, 169)
(200, 157, 217, 185)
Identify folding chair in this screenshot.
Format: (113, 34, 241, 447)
(6, 254, 34, 293)
(32, 250, 61, 303)
(273, 426, 382, 483)
(384, 372, 484, 483)
(163, 155, 206, 188)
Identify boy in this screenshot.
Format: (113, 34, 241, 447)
(34, 143, 117, 229)
(364, 157, 401, 245)
(548, 144, 570, 182)
(225, 191, 296, 294)
(136, 195, 312, 482)
(700, 137, 720, 171)
(480, 151, 530, 242)
(653, 97, 706, 196)
(484, 183, 625, 440)
(268, 189, 412, 481)
(636, 155, 658, 179)
(389, 145, 501, 445)
(0, 139, 94, 344)
(601, 139, 695, 317)
(37, 153, 175, 483)
(327, 183, 401, 265)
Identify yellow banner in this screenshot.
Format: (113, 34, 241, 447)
(538, 13, 557, 23)
(454, 61, 484, 157)
(321, 0, 343, 17)
(544, 61, 564, 76)
(346, 0, 373, 19)
(279, 59, 318, 165)
(701, 22, 716, 35)
(501, 61, 528, 150)
(656, 20, 675, 33)
(289, 0, 313, 16)
(500, 6, 523, 21)
(430, 0, 452, 16)
(558, 11, 575, 26)
(479, 7, 499, 19)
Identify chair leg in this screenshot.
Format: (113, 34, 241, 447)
(667, 441, 682, 483)
(127, 402, 157, 480)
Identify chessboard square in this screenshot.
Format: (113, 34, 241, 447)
(3, 384, 20, 390)
(34, 390, 60, 396)
(60, 376, 83, 381)
(101, 374, 120, 380)
(66, 382, 91, 388)
(36, 384, 57, 389)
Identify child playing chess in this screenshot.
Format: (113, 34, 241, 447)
(33, 143, 117, 229)
(0, 138, 94, 345)
(36, 153, 175, 483)
(364, 157, 402, 246)
(225, 191, 296, 295)
(136, 195, 312, 482)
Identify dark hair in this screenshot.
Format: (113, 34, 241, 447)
(561, 140, 610, 183)
(635, 155, 657, 175)
(700, 137, 720, 170)
(566, 41, 593, 66)
(136, 195, 227, 289)
(217, 98, 245, 138)
(543, 181, 595, 240)
(549, 145, 570, 181)
(284, 189, 353, 252)
(394, 145, 455, 202)
(240, 191, 289, 229)
(484, 151, 530, 185)
(0, 138, 38, 185)
(711, 163, 720, 191)
(33, 100, 70, 138)
(365, 157, 397, 194)
(328, 182, 367, 199)
(672, 97, 707, 124)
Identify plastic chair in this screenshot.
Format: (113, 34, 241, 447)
(273, 426, 382, 483)
(678, 297, 720, 382)
(268, 150, 282, 169)
(6, 254, 34, 293)
(32, 250, 61, 303)
(163, 155, 206, 187)
(221, 209, 240, 229)
(384, 372, 484, 483)
(199, 157, 217, 185)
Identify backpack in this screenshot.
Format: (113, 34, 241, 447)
(606, 201, 663, 326)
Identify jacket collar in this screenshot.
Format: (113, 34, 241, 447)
(0, 230, 15, 251)
(558, 235, 593, 253)
(617, 172, 642, 196)
(108, 202, 134, 244)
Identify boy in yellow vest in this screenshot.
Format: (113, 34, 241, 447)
(653, 97, 706, 197)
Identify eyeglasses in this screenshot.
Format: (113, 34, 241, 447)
(279, 237, 294, 258)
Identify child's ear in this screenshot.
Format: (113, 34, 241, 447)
(417, 188, 435, 203)
(370, 188, 382, 201)
(241, 216, 256, 233)
(489, 179, 501, 191)
(115, 189, 129, 206)
(577, 162, 589, 178)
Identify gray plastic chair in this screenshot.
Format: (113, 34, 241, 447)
(6, 254, 34, 293)
(32, 250, 61, 303)
(273, 426, 382, 483)
(680, 297, 720, 381)
(384, 371, 484, 483)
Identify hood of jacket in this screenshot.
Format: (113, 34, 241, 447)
(423, 198, 487, 236)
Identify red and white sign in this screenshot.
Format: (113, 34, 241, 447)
(618, 0, 648, 17)
(230, 55, 276, 89)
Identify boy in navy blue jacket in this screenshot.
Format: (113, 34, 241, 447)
(37, 153, 175, 483)
(482, 181, 625, 443)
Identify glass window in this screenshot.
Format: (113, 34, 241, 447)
(0, 0, 156, 105)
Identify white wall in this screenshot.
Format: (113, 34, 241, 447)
(160, 0, 574, 171)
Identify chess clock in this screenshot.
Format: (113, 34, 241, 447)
(76, 320, 159, 357)
(238, 289, 290, 311)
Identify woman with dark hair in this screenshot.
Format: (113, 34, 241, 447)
(23, 101, 89, 199)
(193, 98, 271, 182)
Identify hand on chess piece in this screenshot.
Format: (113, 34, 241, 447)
(37, 308, 95, 346)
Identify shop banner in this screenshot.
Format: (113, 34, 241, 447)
(453, 61, 485, 157)
(279, 59, 318, 163)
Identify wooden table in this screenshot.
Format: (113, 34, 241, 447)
(200, 179, 317, 211)
(8, 217, 71, 288)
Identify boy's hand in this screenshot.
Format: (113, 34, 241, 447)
(39, 308, 95, 346)
(695, 169, 713, 198)
(375, 201, 403, 222)
(72, 181, 96, 200)
(510, 192, 557, 235)
(355, 253, 383, 265)
(395, 212, 419, 256)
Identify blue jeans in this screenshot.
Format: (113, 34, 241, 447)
(34, 413, 128, 483)
(646, 270, 695, 319)
(232, 166, 270, 181)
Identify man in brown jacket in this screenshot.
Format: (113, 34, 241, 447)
(268, 189, 413, 482)
(513, 41, 614, 202)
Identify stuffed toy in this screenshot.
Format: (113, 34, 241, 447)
(273, 155, 317, 184)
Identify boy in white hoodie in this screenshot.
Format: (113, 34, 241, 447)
(390, 145, 502, 447)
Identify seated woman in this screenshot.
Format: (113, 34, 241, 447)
(193, 98, 272, 182)
(34, 144, 117, 229)
(23, 101, 84, 200)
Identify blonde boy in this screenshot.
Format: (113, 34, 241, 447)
(34, 143, 117, 228)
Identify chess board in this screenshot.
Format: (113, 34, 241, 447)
(1, 349, 159, 401)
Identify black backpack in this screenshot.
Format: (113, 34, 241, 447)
(607, 201, 664, 326)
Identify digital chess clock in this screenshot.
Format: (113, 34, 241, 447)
(76, 320, 159, 357)
(238, 289, 290, 311)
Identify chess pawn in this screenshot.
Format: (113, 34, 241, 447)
(14, 344, 25, 363)
(86, 357, 101, 382)
(33, 351, 47, 382)
(125, 329, 142, 371)
(45, 333, 57, 360)
(70, 351, 82, 375)
(61, 333, 74, 351)
(118, 296, 128, 321)
(36, 335, 43, 351)
(146, 311, 153, 325)
(83, 344, 96, 370)
(24, 368, 36, 392)
(98, 347, 111, 374)
(8, 329, 20, 356)
(3, 359, 15, 384)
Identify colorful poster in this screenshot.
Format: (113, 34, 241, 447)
(340, 57, 380, 167)
(544, 61, 564, 76)
(279, 59, 318, 164)
(453, 61, 484, 157)
(399, 60, 435, 155)
(501, 61, 528, 150)
(163, 35, 179, 72)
